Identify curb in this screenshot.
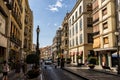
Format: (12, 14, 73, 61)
(92, 69, 120, 77)
(62, 68, 89, 80)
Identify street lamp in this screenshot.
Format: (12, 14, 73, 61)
(115, 31, 120, 74)
(36, 25, 40, 65)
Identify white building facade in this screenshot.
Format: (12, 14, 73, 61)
(68, 0, 93, 65)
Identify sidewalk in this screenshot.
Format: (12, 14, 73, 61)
(63, 64, 120, 80)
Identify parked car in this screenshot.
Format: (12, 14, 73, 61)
(44, 60, 52, 65)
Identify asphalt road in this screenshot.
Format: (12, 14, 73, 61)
(42, 64, 85, 80)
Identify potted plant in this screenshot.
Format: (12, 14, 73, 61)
(77, 55, 83, 66)
(88, 57, 96, 69)
(26, 53, 41, 79)
(26, 65, 40, 79)
(66, 58, 71, 64)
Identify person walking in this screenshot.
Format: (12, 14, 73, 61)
(15, 60, 21, 79)
(21, 61, 27, 75)
(2, 60, 9, 80)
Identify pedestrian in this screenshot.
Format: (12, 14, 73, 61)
(2, 60, 9, 80)
(15, 60, 21, 79)
(21, 61, 27, 75)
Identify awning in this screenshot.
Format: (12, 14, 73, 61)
(94, 47, 117, 51)
(112, 52, 120, 57)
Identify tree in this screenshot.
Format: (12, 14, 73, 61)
(26, 54, 39, 64)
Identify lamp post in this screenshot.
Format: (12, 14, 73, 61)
(36, 25, 40, 65)
(115, 31, 120, 74)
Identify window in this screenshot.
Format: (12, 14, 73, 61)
(72, 16, 74, 23)
(80, 34, 82, 44)
(92, 0, 99, 10)
(87, 3, 92, 12)
(75, 11, 78, 19)
(69, 19, 71, 26)
(0, 23, 1, 27)
(103, 22, 108, 29)
(76, 36, 78, 45)
(65, 33, 67, 37)
(102, 7, 107, 16)
(65, 40, 68, 45)
(87, 33, 93, 43)
(103, 37, 109, 44)
(93, 25, 99, 36)
(93, 11, 99, 24)
(76, 23, 78, 33)
(87, 17, 92, 27)
(72, 27, 74, 36)
(69, 30, 71, 37)
(72, 39, 74, 46)
(79, 6, 82, 14)
(69, 40, 71, 47)
(79, 19, 82, 30)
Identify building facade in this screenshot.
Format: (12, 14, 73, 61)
(52, 28, 62, 62)
(61, 13, 69, 60)
(0, 0, 11, 64)
(22, 0, 33, 59)
(93, 0, 116, 67)
(68, 0, 93, 65)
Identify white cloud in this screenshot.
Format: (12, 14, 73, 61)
(49, 5, 58, 12)
(55, 1, 62, 8)
(48, 0, 63, 12)
(54, 23, 57, 26)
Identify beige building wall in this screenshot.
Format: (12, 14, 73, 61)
(22, 0, 33, 59)
(93, 0, 116, 67)
(68, 0, 93, 65)
(0, 0, 11, 62)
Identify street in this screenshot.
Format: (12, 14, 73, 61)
(42, 64, 85, 80)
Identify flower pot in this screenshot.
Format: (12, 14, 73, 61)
(26, 69, 40, 79)
(88, 65, 95, 69)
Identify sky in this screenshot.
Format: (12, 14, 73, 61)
(28, 0, 76, 47)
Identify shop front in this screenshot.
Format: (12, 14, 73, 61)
(94, 48, 117, 67)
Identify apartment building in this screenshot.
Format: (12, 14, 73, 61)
(52, 36, 58, 62)
(0, 0, 11, 63)
(61, 13, 69, 60)
(52, 28, 62, 61)
(9, 0, 23, 61)
(22, 0, 33, 59)
(93, 0, 116, 67)
(68, 0, 93, 65)
(8, 0, 33, 61)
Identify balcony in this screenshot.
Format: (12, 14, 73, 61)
(4, 0, 13, 10)
(93, 31, 100, 36)
(10, 35, 22, 46)
(93, 18, 99, 24)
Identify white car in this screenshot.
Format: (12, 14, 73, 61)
(44, 60, 52, 65)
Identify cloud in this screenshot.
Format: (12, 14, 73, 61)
(55, 0, 62, 8)
(48, 0, 63, 12)
(54, 23, 57, 26)
(48, 5, 58, 12)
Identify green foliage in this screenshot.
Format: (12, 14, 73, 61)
(26, 54, 39, 64)
(77, 55, 82, 59)
(27, 69, 40, 79)
(88, 57, 96, 65)
(66, 58, 71, 64)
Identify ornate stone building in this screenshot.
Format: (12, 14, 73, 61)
(9, 0, 23, 61)
(52, 28, 62, 61)
(21, 0, 33, 59)
(61, 13, 69, 60)
(0, 0, 11, 63)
